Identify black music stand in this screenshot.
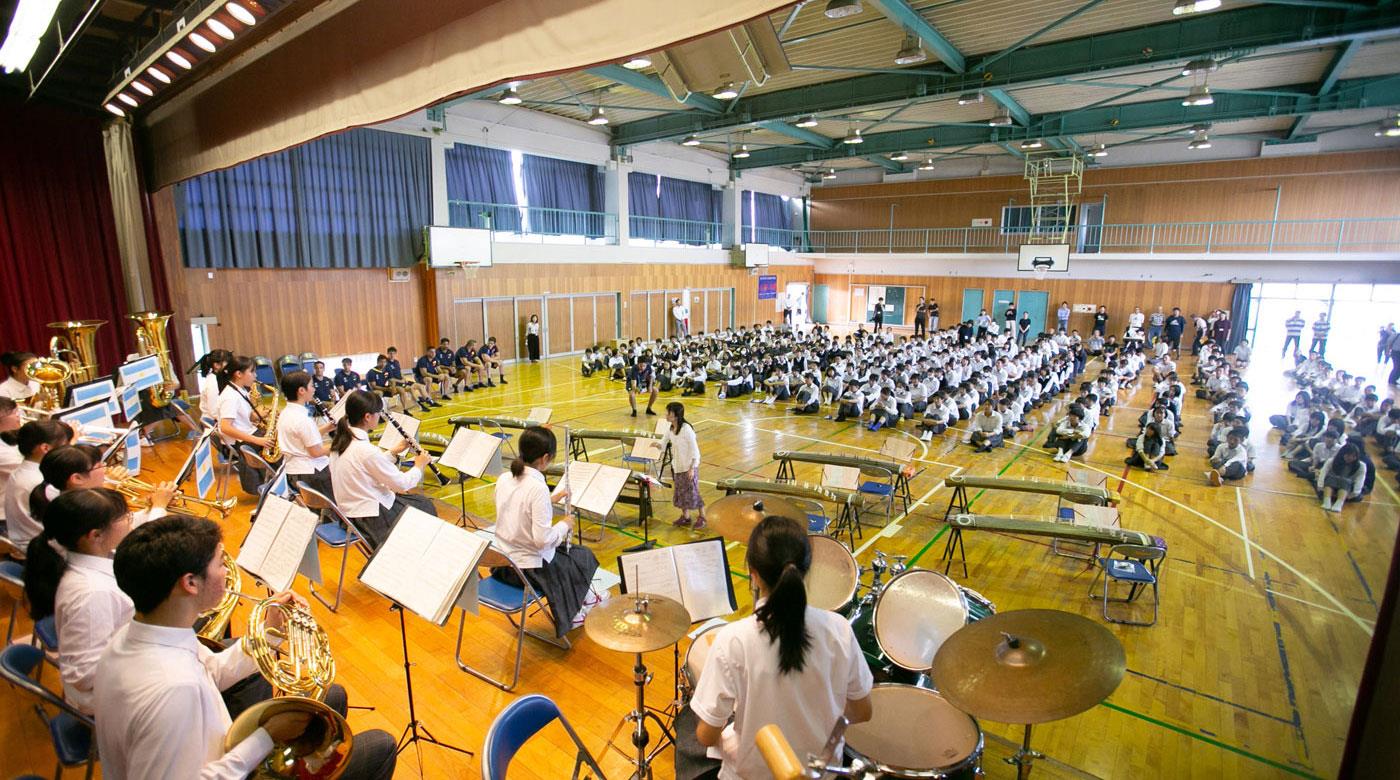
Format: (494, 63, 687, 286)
(391, 603, 474, 762)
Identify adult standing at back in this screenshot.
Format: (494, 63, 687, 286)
(1164, 308, 1186, 358)
(872, 297, 885, 333)
(1212, 310, 1232, 348)
(1056, 301, 1071, 333)
(673, 297, 690, 338)
(913, 297, 928, 338)
(1310, 313, 1330, 357)
(1191, 312, 1209, 355)
(1002, 302, 1017, 335)
(1148, 306, 1166, 346)
(928, 299, 940, 332)
(1092, 306, 1109, 337)
(1282, 310, 1305, 358)
(1387, 328, 1400, 386)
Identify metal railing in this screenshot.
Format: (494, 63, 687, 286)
(448, 200, 617, 242)
(628, 216, 723, 246)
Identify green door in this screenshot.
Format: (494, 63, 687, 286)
(961, 288, 984, 324)
(812, 285, 828, 323)
(1017, 290, 1050, 337)
(992, 288, 1016, 328)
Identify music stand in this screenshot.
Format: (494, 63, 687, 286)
(391, 603, 473, 762)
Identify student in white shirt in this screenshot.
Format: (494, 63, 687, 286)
(664, 402, 707, 530)
(791, 374, 821, 415)
(690, 516, 873, 780)
(195, 349, 232, 424)
(526, 314, 542, 362)
(0, 351, 40, 401)
(31, 443, 171, 527)
(328, 390, 436, 550)
(492, 426, 601, 635)
(95, 514, 396, 780)
(1045, 406, 1091, 463)
(1317, 443, 1367, 512)
(216, 356, 272, 495)
(276, 371, 334, 499)
(0, 397, 22, 503)
(4, 419, 74, 549)
(969, 401, 1005, 452)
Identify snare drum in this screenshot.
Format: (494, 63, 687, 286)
(960, 585, 996, 623)
(680, 624, 724, 704)
(850, 601, 923, 686)
(807, 534, 859, 613)
(844, 684, 983, 779)
(873, 570, 971, 673)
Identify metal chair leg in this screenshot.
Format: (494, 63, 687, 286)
(455, 606, 524, 692)
(311, 537, 350, 613)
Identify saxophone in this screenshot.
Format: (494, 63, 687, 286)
(261, 389, 284, 463)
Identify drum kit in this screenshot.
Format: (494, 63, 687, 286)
(708, 492, 807, 543)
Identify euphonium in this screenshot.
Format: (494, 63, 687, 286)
(47, 319, 105, 385)
(110, 476, 237, 518)
(128, 311, 177, 407)
(225, 596, 350, 779)
(195, 551, 242, 644)
(23, 357, 73, 412)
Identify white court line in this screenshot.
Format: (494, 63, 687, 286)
(854, 477, 951, 557)
(1236, 487, 1256, 580)
(700, 417, 961, 470)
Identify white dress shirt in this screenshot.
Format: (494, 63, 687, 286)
(663, 423, 701, 474)
(0, 440, 21, 506)
(277, 404, 328, 475)
(198, 374, 221, 422)
(4, 459, 43, 547)
(329, 428, 421, 518)
(493, 465, 567, 568)
(691, 606, 873, 780)
(0, 377, 38, 400)
(216, 385, 255, 447)
(94, 620, 272, 780)
(55, 552, 134, 714)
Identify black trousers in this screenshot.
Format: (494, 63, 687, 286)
(526, 333, 541, 361)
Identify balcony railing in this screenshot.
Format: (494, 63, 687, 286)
(448, 200, 617, 242)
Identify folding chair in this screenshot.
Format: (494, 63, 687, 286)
(456, 548, 569, 692)
(275, 354, 301, 379)
(1088, 542, 1166, 626)
(856, 463, 899, 520)
(251, 356, 277, 387)
(299, 352, 319, 373)
(0, 643, 96, 780)
(297, 487, 372, 613)
(787, 496, 830, 534)
(1, 542, 26, 646)
(239, 448, 278, 498)
(482, 694, 606, 780)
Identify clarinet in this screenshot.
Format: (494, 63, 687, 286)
(385, 413, 450, 486)
(561, 424, 574, 549)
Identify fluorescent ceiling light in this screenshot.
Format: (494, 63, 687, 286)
(226, 2, 259, 26)
(889, 151, 909, 161)
(1182, 84, 1213, 106)
(988, 109, 1013, 127)
(1180, 58, 1218, 76)
(1376, 115, 1400, 137)
(917, 159, 936, 171)
(824, 0, 863, 19)
(0, 0, 62, 74)
(1020, 139, 1044, 150)
(822, 168, 838, 179)
(147, 65, 171, 84)
(622, 55, 652, 70)
(208, 18, 236, 41)
(711, 81, 740, 100)
(843, 128, 863, 144)
(131, 80, 154, 96)
(894, 34, 926, 66)
(104, 102, 125, 117)
(733, 144, 751, 159)
(587, 106, 609, 125)
(498, 87, 523, 105)
(795, 115, 819, 128)
(681, 135, 701, 146)
(1088, 143, 1108, 157)
(1188, 130, 1212, 150)
(166, 49, 193, 69)
(189, 31, 217, 53)
(957, 92, 983, 105)
(1185, 123, 1212, 134)
(117, 92, 139, 107)
(1173, 0, 1222, 15)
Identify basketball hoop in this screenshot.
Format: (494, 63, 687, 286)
(1033, 265, 1049, 280)
(1031, 258, 1054, 280)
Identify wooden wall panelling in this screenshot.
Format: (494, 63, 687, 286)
(570, 295, 596, 353)
(485, 299, 516, 361)
(545, 296, 571, 355)
(627, 292, 648, 341)
(650, 293, 670, 340)
(596, 294, 618, 342)
(449, 299, 486, 353)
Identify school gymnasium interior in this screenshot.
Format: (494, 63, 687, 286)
(2, 0, 1400, 778)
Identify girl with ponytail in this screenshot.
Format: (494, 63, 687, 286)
(21, 488, 135, 714)
(29, 444, 174, 528)
(216, 355, 273, 496)
(327, 389, 437, 550)
(196, 349, 233, 423)
(690, 515, 873, 778)
(492, 426, 601, 637)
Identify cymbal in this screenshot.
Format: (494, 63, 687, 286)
(709, 493, 807, 543)
(931, 609, 1125, 724)
(584, 592, 692, 653)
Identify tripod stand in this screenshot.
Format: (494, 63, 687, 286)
(392, 604, 473, 766)
(605, 650, 677, 779)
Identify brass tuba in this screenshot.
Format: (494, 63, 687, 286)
(127, 311, 177, 407)
(23, 357, 73, 412)
(47, 319, 106, 385)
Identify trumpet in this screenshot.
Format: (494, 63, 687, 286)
(109, 476, 237, 519)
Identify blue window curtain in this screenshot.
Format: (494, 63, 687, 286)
(176, 128, 429, 268)
(520, 154, 606, 238)
(1228, 282, 1252, 352)
(658, 176, 721, 245)
(628, 171, 661, 240)
(445, 143, 521, 231)
(742, 190, 793, 248)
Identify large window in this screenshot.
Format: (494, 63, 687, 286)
(1248, 283, 1400, 374)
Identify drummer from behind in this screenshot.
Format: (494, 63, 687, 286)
(689, 515, 873, 778)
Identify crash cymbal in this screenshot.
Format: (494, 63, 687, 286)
(931, 609, 1125, 724)
(709, 493, 807, 543)
(584, 592, 692, 653)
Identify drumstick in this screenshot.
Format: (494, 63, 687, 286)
(756, 724, 806, 780)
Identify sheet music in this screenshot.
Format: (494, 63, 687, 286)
(237, 495, 320, 592)
(438, 427, 502, 478)
(359, 507, 490, 624)
(328, 393, 350, 423)
(526, 407, 552, 424)
(654, 418, 671, 436)
(822, 464, 860, 492)
(631, 436, 664, 460)
(672, 540, 736, 621)
(237, 495, 292, 580)
(377, 411, 419, 451)
(622, 548, 685, 606)
(572, 461, 630, 516)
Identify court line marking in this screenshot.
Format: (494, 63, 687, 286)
(698, 417, 961, 470)
(1236, 487, 1256, 580)
(852, 478, 948, 557)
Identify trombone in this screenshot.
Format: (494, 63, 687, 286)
(109, 476, 237, 519)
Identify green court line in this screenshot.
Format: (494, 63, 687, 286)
(908, 524, 949, 567)
(1100, 701, 1320, 779)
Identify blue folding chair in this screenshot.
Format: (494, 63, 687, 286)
(0, 644, 96, 779)
(299, 352, 320, 373)
(481, 694, 606, 780)
(274, 354, 301, 379)
(1, 552, 26, 646)
(251, 356, 277, 387)
(456, 548, 568, 692)
(297, 487, 372, 613)
(1088, 542, 1166, 626)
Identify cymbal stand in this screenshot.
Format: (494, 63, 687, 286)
(604, 650, 676, 779)
(1005, 723, 1044, 780)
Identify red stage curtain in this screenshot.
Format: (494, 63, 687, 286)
(0, 96, 132, 374)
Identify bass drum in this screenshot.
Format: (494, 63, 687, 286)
(806, 534, 859, 613)
(680, 623, 725, 706)
(844, 684, 983, 779)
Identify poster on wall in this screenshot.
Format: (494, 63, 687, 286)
(757, 275, 778, 300)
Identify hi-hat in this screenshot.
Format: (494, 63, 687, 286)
(709, 493, 807, 543)
(584, 592, 691, 653)
(931, 609, 1125, 724)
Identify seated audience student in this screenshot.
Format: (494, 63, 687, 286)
(689, 516, 873, 780)
(328, 390, 437, 550)
(1207, 412, 1242, 454)
(718, 364, 752, 400)
(277, 371, 335, 498)
(1383, 435, 1400, 474)
(829, 381, 864, 422)
(1206, 427, 1251, 486)
(0, 398, 22, 502)
(1126, 422, 1169, 472)
(791, 374, 821, 415)
(1349, 392, 1383, 436)
(607, 347, 627, 380)
(1318, 443, 1367, 513)
(1232, 339, 1252, 368)
(1086, 331, 1105, 357)
(493, 426, 602, 634)
(865, 387, 900, 432)
(465, 339, 496, 389)
(385, 346, 437, 409)
(1045, 405, 1092, 463)
(1288, 428, 1341, 480)
(308, 361, 336, 412)
(1271, 391, 1313, 444)
(5, 420, 75, 548)
(968, 399, 1005, 452)
(1133, 404, 1178, 456)
(917, 391, 955, 441)
(95, 514, 397, 780)
(1334, 374, 1366, 412)
(333, 357, 364, 399)
(414, 345, 452, 403)
(1376, 407, 1400, 451)
(580, 347, 597, 378)
(684, 363, 707, 397)
(365, 353, 408, 415)
(448, 339, 480, 392)
(627, 354, 659, 417)
(479, 336, 508, 384)
(754, 364, 790, 406)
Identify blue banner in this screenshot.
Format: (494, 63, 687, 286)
(119, 383, 142, 422)
(124, 429, 142, 475)
(757, 274, 778, 300)
(194, 436, 215, 498)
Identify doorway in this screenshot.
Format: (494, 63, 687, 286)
(785, 282, 810, 328)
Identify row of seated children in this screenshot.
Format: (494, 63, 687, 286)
(1274, 394, 1379, 511)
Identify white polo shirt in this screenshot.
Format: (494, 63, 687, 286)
(276, 404, 329, 475)
(0, 377, 38, 401)
(4, 459, 43, 548)
(329, 428, 422, 518)
(55, 552, 134, 715)
(216, 385, 255, 447)
(493, 466, 567, 569)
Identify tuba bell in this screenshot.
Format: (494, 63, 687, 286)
(23, 357, 73, 412)
(47, 319, 106, 385)
(127, 311, 178, 408)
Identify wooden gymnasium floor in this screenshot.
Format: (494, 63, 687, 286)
(3, 348, 1397, 779)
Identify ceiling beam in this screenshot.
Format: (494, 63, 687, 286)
(611, 3, 1400, 147)
(866, 0, 965, 73)
(584, 65, 724, 113)
(730, 75, 1400, 168)
(756, 120, 836, 148)
(973, 0, 1109, 74)
(984, 88, 1029, 126)
(1285, 37, 1365, 139)
(863, 154, 908, 173)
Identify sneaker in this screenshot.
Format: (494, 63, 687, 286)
(500, 378, 508, 385)
(631, 410, 638, 417)
(1207, 469, 1223, 487)
(672, 517, 691, 528)
(718, 392, 726, 400)
(823, 414, 833, 420)
(487, 381, 496, 387)
(646, 408, 657, 416)
(750, 398, 762, 404)
(765, 397, 775, 405)
(691, 518, 707, 531)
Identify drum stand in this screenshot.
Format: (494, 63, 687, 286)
(1006, 723, 1045, 780)
(605, 651, 676, 779)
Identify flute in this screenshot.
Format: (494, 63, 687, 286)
(385, 413, 451, 486)
(562, 424, 573, 550)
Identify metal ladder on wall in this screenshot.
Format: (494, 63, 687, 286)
(1024, 150, 1084, 245)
